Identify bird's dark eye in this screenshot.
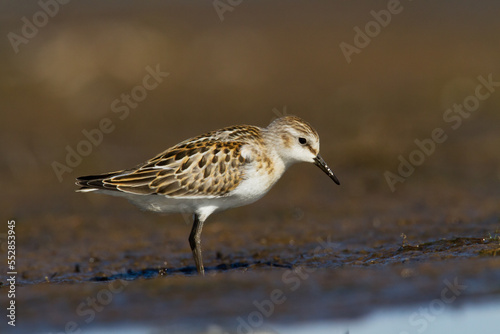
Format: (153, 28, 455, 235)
(298, 137, 307, 145)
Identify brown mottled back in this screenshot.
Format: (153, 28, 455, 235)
(76, 125, 263, 198)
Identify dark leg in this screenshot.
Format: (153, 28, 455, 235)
(189, 214, 205, 275)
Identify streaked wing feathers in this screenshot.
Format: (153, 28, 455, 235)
(76, 125, 261, 198)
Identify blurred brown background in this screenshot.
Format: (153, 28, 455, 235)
(2, 1, 499, 199)
(1, 0, 500, 332)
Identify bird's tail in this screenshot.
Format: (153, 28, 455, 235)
(75, 171, 124, 192)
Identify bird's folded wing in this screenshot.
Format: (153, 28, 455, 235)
(76, 139, 249, 198)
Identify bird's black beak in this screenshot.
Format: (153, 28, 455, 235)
(314, 155, 340, 185)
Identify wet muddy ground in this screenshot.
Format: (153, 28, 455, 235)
(2, 176, 500, 333)
(1, 1, 500, 333)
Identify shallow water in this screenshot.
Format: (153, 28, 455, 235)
(36, 301, 500, 334)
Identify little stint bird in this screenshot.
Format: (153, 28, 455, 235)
(76, 116, 340, 275)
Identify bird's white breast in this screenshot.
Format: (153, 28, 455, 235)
(227, 148, 286, 207)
